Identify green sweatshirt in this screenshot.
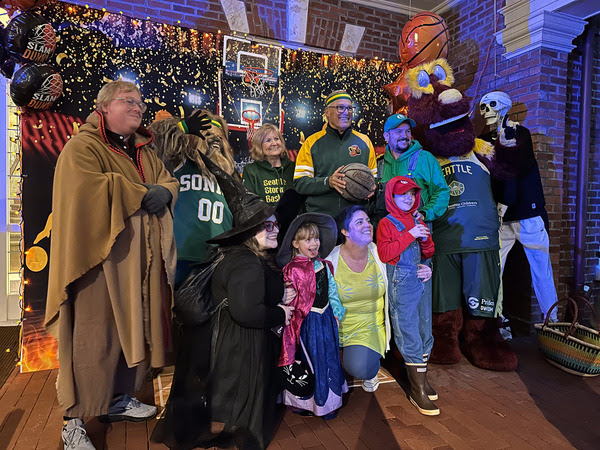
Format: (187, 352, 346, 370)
(242, 157, 295, 205)
(381, 140, 450, 222)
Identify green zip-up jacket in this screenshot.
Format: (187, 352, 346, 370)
(381, 139, 449, 222)
(242, 157, 295, 205)
(294, 125, 376, 217)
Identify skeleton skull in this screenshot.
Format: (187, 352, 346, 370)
(479, 91, 512, 127)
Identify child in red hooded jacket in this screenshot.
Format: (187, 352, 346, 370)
(376, 175, 439, 416)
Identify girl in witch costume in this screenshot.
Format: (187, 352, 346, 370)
(151, 153, 296, 450)
(277, 213, 348, 419)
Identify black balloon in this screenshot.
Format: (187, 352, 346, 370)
(5, 12, 56, 64)
(10, 63, 62, 110)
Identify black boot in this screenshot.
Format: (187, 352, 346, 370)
(406, 365, 440, 416)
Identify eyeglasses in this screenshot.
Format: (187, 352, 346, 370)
(262, 220, 280, 232)
(115, 97, 147, 113)
(326, 105, 354, 114)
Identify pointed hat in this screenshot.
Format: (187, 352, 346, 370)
(199, 152, 275, 245)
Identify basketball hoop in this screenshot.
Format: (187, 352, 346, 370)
(242, 109, 261, 143)
(242, 67, 274, 97)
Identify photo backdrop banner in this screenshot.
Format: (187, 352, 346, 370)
(20, 1, 399, 371)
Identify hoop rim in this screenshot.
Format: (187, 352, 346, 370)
(242, 66, 275, 77)
(241, 109, 261, 124)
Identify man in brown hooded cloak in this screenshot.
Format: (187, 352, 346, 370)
(45, 80, 178, 449)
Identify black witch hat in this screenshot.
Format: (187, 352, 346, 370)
(276, 213, 338, 267)
(199, 152, 275, 246)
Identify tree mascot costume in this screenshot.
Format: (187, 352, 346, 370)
(404, 58, 518, 371)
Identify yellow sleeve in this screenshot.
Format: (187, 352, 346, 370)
(367, 138, 377, 177)
(294, 136, 315, 179)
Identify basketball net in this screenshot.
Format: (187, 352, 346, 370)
(247, 120, 257, 142)
(242, 68, 266, 97)
(242, 109, 261, 144)
(242, 67, 274, 98)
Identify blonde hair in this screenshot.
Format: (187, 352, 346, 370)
(292, 223, 319, 258)
(96, 80, 140, 109)
(250, 123, 287, 161)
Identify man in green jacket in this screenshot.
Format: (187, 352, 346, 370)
(294, 90, 377, 217)
(379, 114, 449, 222)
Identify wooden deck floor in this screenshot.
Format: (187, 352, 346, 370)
(1, 336, 599, 449)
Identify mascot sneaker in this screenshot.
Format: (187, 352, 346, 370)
(62, 418, 96, 450)
(99, 394, 157, 423)
(362, 375, 380, 392)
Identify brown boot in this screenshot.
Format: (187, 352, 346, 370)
(406, 366, 440, 416)
(461, 317, 518, 372)
(429, 309, 463, 364)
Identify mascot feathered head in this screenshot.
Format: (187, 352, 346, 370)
(406, 59, 475, 158)
(149, 110, 235, 178)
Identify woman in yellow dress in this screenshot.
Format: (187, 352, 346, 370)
(326, 205, 390, 392)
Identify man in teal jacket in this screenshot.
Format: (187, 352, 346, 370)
(294, 90, 377, 217)
(379, 114, 449, 222)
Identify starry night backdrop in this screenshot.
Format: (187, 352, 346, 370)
(19, 1, 400, 371)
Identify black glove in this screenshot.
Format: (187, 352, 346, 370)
(141, 184, 172, 215)
(179, 111, 211, 139)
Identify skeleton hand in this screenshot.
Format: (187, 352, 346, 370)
(498, 115, 518, 147)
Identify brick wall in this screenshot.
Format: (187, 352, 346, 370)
(564, 31, 600, 311)
(64, 0, 407, 59)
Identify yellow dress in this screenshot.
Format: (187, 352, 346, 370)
(335, 252, 387, 356)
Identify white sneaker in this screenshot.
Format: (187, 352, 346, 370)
(98, 394, 157, 423)
(62, 418, 96, 450)
(362, 375, 380, 392)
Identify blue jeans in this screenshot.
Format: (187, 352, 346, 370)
(386, 241, 433, 365)
(342, 345, 381, 380)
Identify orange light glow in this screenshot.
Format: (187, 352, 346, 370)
(21, 324, 59, 373)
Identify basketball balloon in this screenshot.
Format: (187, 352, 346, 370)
(0, 1, 50, 13)
(400, 12, 449, 69)
(339, 163, 376, 201)
(5, 12, 56, 64)
(10, 63, 63, 110)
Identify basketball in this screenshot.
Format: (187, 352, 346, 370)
(400, 12, 449, 69)
(339, 163, 376, 201)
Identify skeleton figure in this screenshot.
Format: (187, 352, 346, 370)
(479, 91, 559, 323)
(479, 91, 518, 147)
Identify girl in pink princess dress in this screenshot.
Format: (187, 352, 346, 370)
(276, 213, 348, 419)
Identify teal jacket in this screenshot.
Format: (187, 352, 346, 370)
(242, 157, 294, 205)
(294, 125, 376, 217)
(381, 140, 449, 222)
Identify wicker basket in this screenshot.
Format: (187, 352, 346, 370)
(534, 296, 600, 377)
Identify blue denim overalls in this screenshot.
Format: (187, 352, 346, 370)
(385, 214, 433, 366)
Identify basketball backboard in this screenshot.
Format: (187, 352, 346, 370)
(223, 35, 280, 84)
